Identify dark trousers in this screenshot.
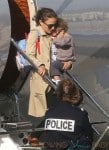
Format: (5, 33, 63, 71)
(50, 60, 64, 77)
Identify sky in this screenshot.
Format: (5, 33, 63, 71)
(1, 0, 109, 15)
(37, 0, 109, 13)
(0, 0, 10, 15)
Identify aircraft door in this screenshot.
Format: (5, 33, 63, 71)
(0, 0, 11, 79)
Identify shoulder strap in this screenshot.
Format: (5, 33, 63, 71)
(36, 30, 41, 55)
(24, 30, 41, 55)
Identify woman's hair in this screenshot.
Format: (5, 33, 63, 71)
(56, 78, 83, 106)
(35, 7, 58, 25)
(56, 18, 68, 32)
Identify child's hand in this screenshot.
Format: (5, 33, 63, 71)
(57, 30, 64, 38)
(62, 61, 72, 71)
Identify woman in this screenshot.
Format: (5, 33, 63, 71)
(26, 7, 58, 117)
(40, 78, 93, 150)
(26, 8, 72, 118)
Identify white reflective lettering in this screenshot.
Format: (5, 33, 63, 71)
(51, 120, 55, 128)
(45, 118, 75, 132)
(45, 120, 50, 128)
(63, 121, 67, 129)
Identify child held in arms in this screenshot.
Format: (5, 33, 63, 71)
(50, 18, 76, 84)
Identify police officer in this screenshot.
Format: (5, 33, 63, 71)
(40, 78, 93, 150)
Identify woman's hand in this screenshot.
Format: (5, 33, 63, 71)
(62, 61, 72, 71)
(38, 64, 47, 76)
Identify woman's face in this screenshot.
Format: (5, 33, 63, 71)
(40, 17, 57, 34)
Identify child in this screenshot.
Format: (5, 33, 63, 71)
(16, 39, 29, 71)
(50, 18, 76, 84)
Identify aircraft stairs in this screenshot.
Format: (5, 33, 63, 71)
(66, 70, 109, 150)
(1, 70, 108, 150)
(1, 41, 109, 149)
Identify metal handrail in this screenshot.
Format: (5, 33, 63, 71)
(66, 70, 109, 119)
(11, 37, 109, 130)
(11, 38, 109, 119)
(11, 38, 57, 91)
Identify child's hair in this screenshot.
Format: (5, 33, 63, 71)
(56, 78, 83, 106)
(56, 18, 68, 32)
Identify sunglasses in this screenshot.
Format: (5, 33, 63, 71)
(43, 22, 57, 29)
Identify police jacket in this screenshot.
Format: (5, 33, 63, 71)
(40, 101, 93, 149)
